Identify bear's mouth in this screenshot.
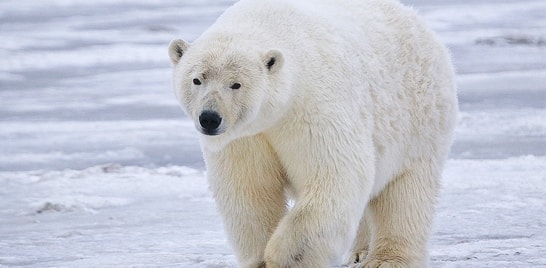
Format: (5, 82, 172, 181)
(198, 128, 224, 136)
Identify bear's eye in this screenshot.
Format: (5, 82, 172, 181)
(230, 83, 241, 90)
(192, 78, 202, 85)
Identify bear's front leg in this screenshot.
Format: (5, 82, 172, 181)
(261, 121, 376, 267)
(204, 135, 287, 268)
(263, 158, 374, 267)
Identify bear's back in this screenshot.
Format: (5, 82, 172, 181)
(201, 0, 427, 62)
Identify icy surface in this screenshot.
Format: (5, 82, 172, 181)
(0, 158, 544, 267)
(0, 0, 545, 267)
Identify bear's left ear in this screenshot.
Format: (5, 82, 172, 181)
(262, 49, 284, 74)
(168, 39, 190, 64)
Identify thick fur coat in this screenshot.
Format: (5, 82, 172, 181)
(168, 0, 458, 267)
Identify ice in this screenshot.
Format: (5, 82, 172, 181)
(1, 158, 544, 267)
(0, 0, 545, 267)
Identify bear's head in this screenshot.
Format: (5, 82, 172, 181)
(169, 38, 290, 150)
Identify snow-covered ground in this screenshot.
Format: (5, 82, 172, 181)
(0, 0, 544, 267)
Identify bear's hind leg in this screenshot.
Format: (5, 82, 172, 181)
(362, 159, 441, 268)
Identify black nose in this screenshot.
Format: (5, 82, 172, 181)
(199, 110, 222, 134)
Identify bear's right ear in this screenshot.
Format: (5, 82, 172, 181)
(262, 49, 284, 74)
(168, 39, 190, 64)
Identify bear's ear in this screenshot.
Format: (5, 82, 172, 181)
(168, 39, 190, 64)
(262, 49, 283, 74)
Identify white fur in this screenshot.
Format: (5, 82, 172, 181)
(169, 0, 458, 267)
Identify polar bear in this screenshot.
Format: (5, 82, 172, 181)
(168, 0, 457, 267)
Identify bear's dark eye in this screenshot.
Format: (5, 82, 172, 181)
(193, 78, 201, 85)
(230, 83, 241, 90)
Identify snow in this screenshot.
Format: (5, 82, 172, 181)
(1, 158, 544, 267)
(0, 165, 235, 267)
(0, 0, 545, 267)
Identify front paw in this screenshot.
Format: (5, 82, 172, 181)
(346, 248, 369, 267)
(358, 259, 405, 268)
(264, 231, 305, 268)
(266, 219, 334, 268)
(239, 258, 266, 268)
(358, 251, 417, 268)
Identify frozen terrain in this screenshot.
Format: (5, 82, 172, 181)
(0, 0, 545, 267)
